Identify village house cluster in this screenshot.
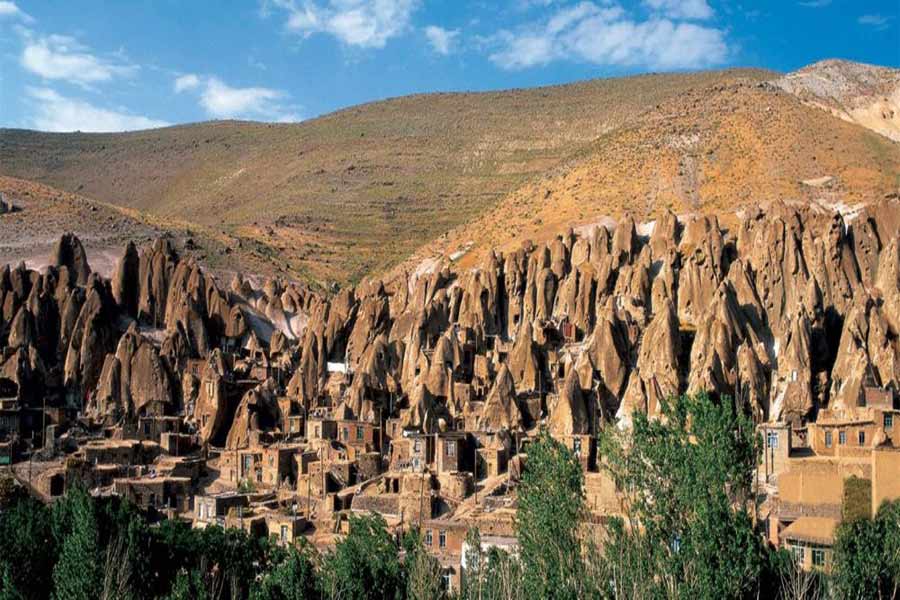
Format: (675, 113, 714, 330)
(2, 197, 899, 589)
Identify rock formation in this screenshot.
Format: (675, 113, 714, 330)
(1, 199, 898, 459)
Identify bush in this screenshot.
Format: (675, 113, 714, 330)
(318, 513, 403, 600)
(832, 500, 900, 599)
(0, 496, 56, 600)
(599, 393, 765, 599)
(516, 430, 586, 599)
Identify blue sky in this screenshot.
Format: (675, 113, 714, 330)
(1, 0, 898, 132)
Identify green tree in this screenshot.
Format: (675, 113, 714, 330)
(98, 497, 152, 600)
(0, 475, 28, 511)
(832, 500, 900, 599)
(402, 529, 444, 600)
(516, 431, 584, 598)
(0, 562, 25, 600)
(461, 528, 486, 600)
(516, 429, 587, 599)
(599, 393, 765, 599)
(162, 566, 221, 600)
(0, 496, 56, 600)
(460, 528, 524, 600)
(318, 513, 403, 600)
(51, 487, 102, 600)
(252, 542, 320, 600)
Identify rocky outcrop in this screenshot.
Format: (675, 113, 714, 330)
(129, 340, 176, 416)
(677, 216, 725, 326)
(226, 380, 279, 449)
(548, 370, 590, 436)
(138, 239, 178, 327)
(617, 298, 681, 421)
(3, 199, 900, 460)
(478, 365, 523, 433)
(112, 242, 140, 318)
(53, 233, 92, 286)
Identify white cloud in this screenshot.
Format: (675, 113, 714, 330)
(488, 1, 728, 70)
(425, 25, 459, 55)
(858, 14, 890, 29)
(644, 0, 713, 20)
(0, 1, 32, 21)
(269, 0, 419, 48)
(174, 73, 200, 93)
(21, 33, 137, 86)
(199, 77, 299, 121)
(26, 87, 169, 132)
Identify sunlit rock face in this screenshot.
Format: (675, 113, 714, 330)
(2, 199, 898, 444)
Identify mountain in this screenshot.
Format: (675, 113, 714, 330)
(0, 176, 275, 279)
(773, 59, 900, 142)
(0, 68, 771, 284)
(1, 60, 898, 286)
(403, 66, 900, 272)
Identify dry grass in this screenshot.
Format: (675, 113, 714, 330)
(411, 80, 900, 272)
(0, 176, 283, 280)
(0, 69, 773, 285)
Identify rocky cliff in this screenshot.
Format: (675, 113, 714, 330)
(1, 197, 899, 447)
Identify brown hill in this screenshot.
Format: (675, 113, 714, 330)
(0, 69, 772, 285)
(773, 59, 900, 142)
(0, 176, 273, 278)
(409, 77, 900, 272)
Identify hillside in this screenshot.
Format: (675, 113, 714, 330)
(3, 62, 898, 286)
(0, 69, 772, 284)
(406, 76, 900, 271)
(0, 176, 274, 279)
(774, 59, 900, 142)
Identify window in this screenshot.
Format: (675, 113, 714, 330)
(812, 548, 825, 567)
(885, 414, 894, 429)
(414, 439, 422, 453)
(447, 441, 456, 458)
(314, 426, 320, 438)
(425, 530, 433, 546)
(825, 432, 832, 448)
(858, 431, 866, 445)
(281, 525, 289, 543)
(441, 573, 452, 592)
(357, 427, 364, 441)
(342, 427, 349, 441)
(791, 370, 798, 382)
(791, 545, 805, 563)
(767, 431, 779, 449)
(439, 530, 447, 548)
(573, 437, 582, 457)
(839, 431, 846, 445)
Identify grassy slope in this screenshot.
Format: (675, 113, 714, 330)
(412, 80, 900, 271)
(0, 176, 284, 280)
(0, 69, 772, 285)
